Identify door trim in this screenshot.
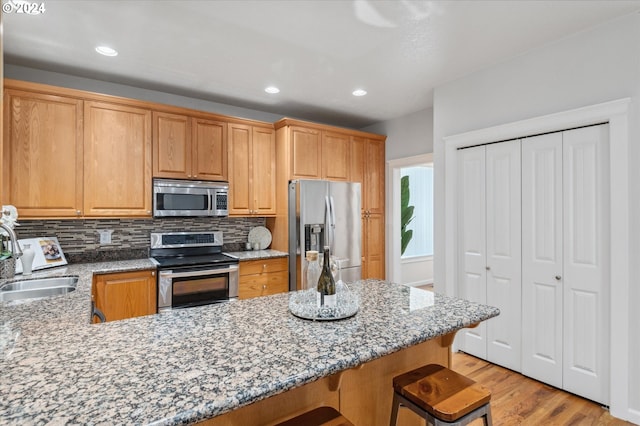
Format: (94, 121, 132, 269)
(442, 98, 631, 421)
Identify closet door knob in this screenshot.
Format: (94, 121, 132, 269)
(555, 275, 562, 281)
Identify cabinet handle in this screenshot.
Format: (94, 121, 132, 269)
(555, 275, 562, 281)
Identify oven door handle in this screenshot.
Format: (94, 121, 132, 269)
(159, 265, 239, 279)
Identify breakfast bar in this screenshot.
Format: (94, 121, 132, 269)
(0, 264, 499, 425)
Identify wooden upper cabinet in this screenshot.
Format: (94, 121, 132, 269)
(153, 112, 227, 181)
(153, 111, 190, 178)
(252, 127, 276, 215)
(350, 136, 365, 189)
(2, 89, 83, 217)
(192, 117, 227, 181)
(291, 126, 322, 179)
(322, 131, 350, 181)
(228, 123, 275, 216)
(83, 100, 152, 217)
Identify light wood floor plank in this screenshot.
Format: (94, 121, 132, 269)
(451, 352, 633, 426)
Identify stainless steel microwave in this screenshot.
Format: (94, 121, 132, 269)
(153, 178, 229, 217)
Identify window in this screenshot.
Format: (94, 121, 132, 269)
(400, 165, 433, 258)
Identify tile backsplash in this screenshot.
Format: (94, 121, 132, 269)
(16, 217, 266, 263)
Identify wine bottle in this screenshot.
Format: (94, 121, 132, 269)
(317, 246, 336, 308)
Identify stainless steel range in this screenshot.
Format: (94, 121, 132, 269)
(150, 231, 239, 312)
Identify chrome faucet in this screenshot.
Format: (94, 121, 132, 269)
(0, 223, 23, 259)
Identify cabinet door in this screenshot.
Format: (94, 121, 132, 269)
(363, 213, 385, 279)
(2, 90, 83, 217)
(456, 145, 487, 359)
(252, 127, 276, 215)
(84, 101, 152, 216)
(192, 117, 227, 181)
(364, 139, 385, 215)
(153, 111, 190, 179)
(350, 136, 364, 192)
(522, 132, 564, 388)
(562, 125, 609, 404)
(485, 140, 521, 371)
(93, 270, 156, 322)
(238, 258, 288, 299)
(228, 123, 252, 215)
(322, 131, 350, 181)
(291, 126, 321, 179)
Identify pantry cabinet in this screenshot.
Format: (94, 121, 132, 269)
(153, 111, 227, 181)
(2, 89, 83, 217)
(288, 126, 351, 181)
(238, 257, 288, 299)
(228, 123, 276, 216)
(92, 269, 157, 323)
(351, 136, 385, 279)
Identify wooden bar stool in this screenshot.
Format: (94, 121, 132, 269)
(390, 364, 492, 426)
(275, 406, 354, 426)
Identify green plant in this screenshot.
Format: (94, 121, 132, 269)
(401, 175, 415, 256)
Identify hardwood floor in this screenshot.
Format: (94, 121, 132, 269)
(451, 352, 633, 426)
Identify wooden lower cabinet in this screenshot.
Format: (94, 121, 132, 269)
(92, 270, 156, 323)
(238, 257, 288, 299)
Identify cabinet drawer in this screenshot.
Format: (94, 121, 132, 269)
(238, 270, 288, 299)
(239, 257, 288, 276)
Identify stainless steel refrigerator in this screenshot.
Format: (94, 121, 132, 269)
(288, 179, 361, 291)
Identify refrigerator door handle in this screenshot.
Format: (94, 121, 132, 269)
(329, 196, 336, 253)
(325, 196, 332, 250)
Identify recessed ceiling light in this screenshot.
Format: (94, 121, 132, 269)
(352, 89, 367, 97)
(95, 46, 118, 57)
(265, 86, 280, 94)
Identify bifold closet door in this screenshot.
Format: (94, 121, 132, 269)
(522, 124, 609, 404)
(522, 132, 564, 389)
(485, 140, 521, 371)
(562, 125, 609, 404)
(457, 145, 487, 359)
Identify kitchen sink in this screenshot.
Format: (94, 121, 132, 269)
(0, 276, 78, 302)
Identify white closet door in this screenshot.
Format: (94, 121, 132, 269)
(486, 140, 522, 371)
(522, 132, 564, 388)
(457, 145, 487, 358)
(562, 125, 610, 404)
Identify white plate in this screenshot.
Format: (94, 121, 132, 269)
(248, 226, 272, 249)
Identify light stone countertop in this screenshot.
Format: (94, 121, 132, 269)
(225, 249, 288, 261)
(0, 260, 499, 426)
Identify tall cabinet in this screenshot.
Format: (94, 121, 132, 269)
(457, 124, 610, 404)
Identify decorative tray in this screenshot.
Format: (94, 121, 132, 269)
(288, 282, 359, 321)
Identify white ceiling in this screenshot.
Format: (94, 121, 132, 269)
(3, 0, 640, 128)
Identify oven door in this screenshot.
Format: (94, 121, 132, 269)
(157, 264, 239, 312)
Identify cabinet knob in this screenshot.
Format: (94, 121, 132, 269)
(486, 266, 491, 271)
(263, 284, 267, 289)
(76, 210, 81, 215)
(555, 275, 562, 281)
(151, 271, 155, 277)
(146, 210, 151, 214)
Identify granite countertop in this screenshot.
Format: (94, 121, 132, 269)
(0, 262, 499, 425)
(225, 249, 288, 261)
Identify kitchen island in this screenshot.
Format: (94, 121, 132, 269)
(0, 265, 498, 425)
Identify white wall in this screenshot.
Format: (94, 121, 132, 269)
(433, 11, 640, 421)
(363, 107, 433, 161)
